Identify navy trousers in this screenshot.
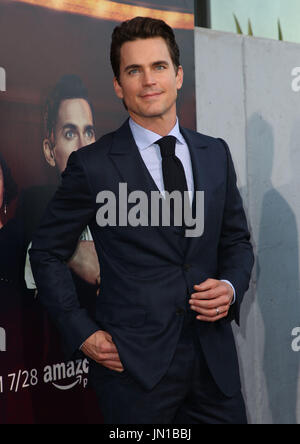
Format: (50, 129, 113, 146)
(88, 314, 247, 424)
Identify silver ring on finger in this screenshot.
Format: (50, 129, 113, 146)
(216, 307, 220, 316)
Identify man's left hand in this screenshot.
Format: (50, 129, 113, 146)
(189, 279, 234, 322)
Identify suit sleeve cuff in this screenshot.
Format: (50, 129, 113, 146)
(221, 279, 236, 305)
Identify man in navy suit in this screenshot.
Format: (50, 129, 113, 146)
(30, 17, 254, 424)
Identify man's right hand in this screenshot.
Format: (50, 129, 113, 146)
(81, 330, 124, 372)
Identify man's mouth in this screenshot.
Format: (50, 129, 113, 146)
(140, 91, 163, 99)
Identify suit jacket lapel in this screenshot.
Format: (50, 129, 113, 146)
(179, 127, 209, 260)
(109, 119, 160, 197)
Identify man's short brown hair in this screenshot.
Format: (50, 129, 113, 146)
(110, 16, 180, 82)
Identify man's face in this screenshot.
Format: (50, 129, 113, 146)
(44, 98, 96, 173)
(114, 37, 183, 125)
(0, 165, 4, 209)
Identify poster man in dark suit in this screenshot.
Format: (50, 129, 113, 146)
(30, 17, 254, 424)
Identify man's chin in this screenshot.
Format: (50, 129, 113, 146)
(136, 106, 172, 120)
(128, 101, 176, 122)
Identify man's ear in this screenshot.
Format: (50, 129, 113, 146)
(113, 77, 124, 99)
(176, 65, 184, 91)
(43, 139, 56, 167)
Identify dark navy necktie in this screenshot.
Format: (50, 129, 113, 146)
(156, 135, 188, 228)
(156, 135, 188, 194)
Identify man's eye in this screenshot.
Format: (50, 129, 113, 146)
(86, 129, 95, 139)
(64, 130, 76, 140)
(129, 68, 139, 75)
(155, 65, 165, 70)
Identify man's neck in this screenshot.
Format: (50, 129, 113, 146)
(129, 113, 177, 137)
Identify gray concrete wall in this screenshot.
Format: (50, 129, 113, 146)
(194, 27, 300, 424)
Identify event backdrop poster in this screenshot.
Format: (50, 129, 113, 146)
(0, 0, 195, 424)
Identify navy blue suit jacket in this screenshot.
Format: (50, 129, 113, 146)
(30, 120, 254, 396)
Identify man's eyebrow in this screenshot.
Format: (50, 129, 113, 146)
(124, 64, 141, 72)
(152, 60, 169, 66)
(84, 124, 95, 131)
(61, 123, 78, 131)
(61, 123, 95, 131)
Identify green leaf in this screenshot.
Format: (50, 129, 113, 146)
(278, 19, 283, 41)
(248, 19, 253, 36)
(233, 14, 243, 34)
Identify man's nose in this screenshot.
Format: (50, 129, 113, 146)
(78, 133, 86, 148)
(142, 69, 156, 86)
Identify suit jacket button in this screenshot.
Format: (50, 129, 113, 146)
(176, 308, 185, 315)
(183, 263, 191, 271)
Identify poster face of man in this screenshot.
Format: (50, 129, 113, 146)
(43, 98, 96, 172)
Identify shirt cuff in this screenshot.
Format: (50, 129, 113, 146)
(220, 280, 236, 305)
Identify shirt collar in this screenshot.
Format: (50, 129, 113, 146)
(129, 117, 185, 152)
